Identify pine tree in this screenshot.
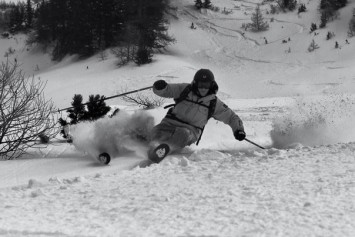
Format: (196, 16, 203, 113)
(333, 0, 348, 9)
(67, 95, 86, 125)
(34, 1, 52, 44)
(348, 16, 355, 37)
(298, 4, 306, 14)
(326, 31, 334, 40)
(277, 0, 297, 11)
(31, 0, 173, 62)
(25, 0, 33, 29)
(319, 0, 348, 23)
(8, 3, 25, 32)
(194, 0, 203, 9)
(134, 47, 153, 65)
(203, 0, 212, 9)
(83, 95, 111, 121)
(127, 0, 175, 65)
(320, 11, 328, 28)
(250, 5, 269, 32)
(310, 23, 317, 33)
(66, 94, 110, 124)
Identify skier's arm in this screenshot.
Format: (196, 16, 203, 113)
(153, 80, 189, 99)
(212, 99, 245, 134)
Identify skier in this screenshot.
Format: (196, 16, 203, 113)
(148, 68, 246, 163)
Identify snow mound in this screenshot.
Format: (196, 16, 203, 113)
(70, 110, 155, 159)
(270, 94, 355, 148)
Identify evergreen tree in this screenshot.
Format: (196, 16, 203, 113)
(67, 94, 86, 125)
(31, 0, 173, 63)
(31, 1, 53, 49)
(91, 0, 126, 50)
(298, 4, 306, 14)
(203, 0, 212, 9)
(134, 47, 153, 65)
(320, 11, 328, 28)
(348, 16, 355, 37)
(34, 0, 52, 44)
(83, 95, 111, 121)
(194, 0, 203, 9)
(25, 0, 33, 29)
(333, 0, 348, 9)
(277, 0, 297, 11)
(8, 3, 25, 32)
(126, 0, 175, 65)
(60, 94, 110, 139)
(250, 5, 269, 32)
(67, 0, 94, 58)
(319, 0, 348, 23)
(310, 23, 317, 33)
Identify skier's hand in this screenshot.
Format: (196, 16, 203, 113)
(234, 130, 246, 141)
(154, 80, 167, 90)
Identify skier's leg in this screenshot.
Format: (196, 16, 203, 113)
(148, 126, 197, 163)
(168, 126, 197, 149)
(147, 122, 197, 163)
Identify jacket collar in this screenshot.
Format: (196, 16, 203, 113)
(197, 94, 216, 103)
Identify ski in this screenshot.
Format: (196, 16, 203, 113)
(98, 152, 111, 165)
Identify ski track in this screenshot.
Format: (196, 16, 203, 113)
(179, 5, 308, 71)
(1, 144, 355, 236)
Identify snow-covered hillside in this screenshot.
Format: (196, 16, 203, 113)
(1, 0, 355, 236)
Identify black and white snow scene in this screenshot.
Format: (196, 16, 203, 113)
(1, 0, 355, 236)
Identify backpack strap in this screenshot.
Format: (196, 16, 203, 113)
(196, 97, 217, 145)
(207, 97, 217, 119)
(163, 85, 192, 109)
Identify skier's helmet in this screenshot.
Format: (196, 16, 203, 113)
(192, 69, 219, 94)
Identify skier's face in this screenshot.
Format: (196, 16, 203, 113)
(198, 87, 209, 96)
(197, 81, 211, 96)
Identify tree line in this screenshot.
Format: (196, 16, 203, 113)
(1, 0, 175, 64)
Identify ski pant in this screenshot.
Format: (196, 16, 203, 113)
(149, 120, 197, 150)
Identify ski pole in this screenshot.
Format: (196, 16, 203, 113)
(245, 138, 265, 150)
(56, 86, 153, 113)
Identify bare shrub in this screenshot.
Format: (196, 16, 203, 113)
(4, 47, 15, 58)
(0, 61, 58, 159)
(270, 4, 279, 14)
(120, 90, 165, 110)
(111, 45, 138, 67)
(98, 50, 108, 61)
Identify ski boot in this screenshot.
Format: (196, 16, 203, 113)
(148, 143, 170, 163)
(98, 152, 111, 165)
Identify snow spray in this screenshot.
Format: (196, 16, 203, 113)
(70, 110, 155, 159)
(270, 94, 355, 148)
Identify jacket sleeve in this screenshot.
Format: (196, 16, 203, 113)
(212, 98, 244, 132)
(153, 83, 189, 99)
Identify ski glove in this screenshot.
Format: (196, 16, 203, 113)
(154, 80, 167, 90)
(234, 130, 246, 141)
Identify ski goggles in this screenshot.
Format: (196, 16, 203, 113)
(197, 81, 211, 89)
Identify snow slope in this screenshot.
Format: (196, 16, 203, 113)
(1, 0, 355, 236)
